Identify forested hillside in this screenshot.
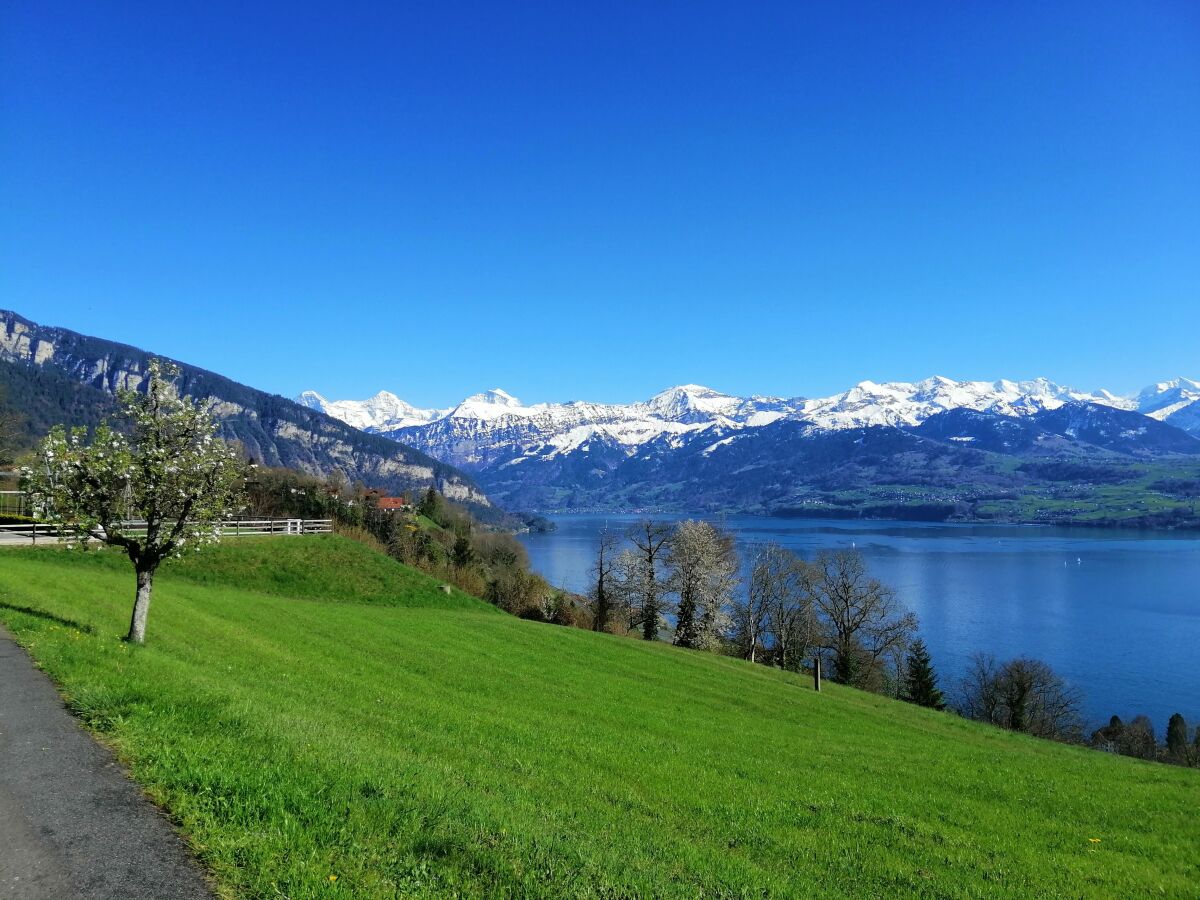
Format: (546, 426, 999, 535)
(0, 310, 494, 513)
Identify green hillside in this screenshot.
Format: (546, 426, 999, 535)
(0, 537, 1195, 898)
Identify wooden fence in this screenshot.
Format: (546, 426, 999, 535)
(0, 519, 333, 546)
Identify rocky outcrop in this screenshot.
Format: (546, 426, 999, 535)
(0, 309, 492, 510)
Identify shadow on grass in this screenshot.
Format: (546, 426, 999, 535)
(0, 600, 95, 634)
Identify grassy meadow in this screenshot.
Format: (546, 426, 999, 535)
(0, 536, 1196, 897)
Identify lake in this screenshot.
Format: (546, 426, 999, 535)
(519, 514, 1200, 729)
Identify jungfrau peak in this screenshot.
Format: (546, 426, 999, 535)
(299, 390, 446, 430)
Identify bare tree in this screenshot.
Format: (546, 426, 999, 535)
(1119, 715, 1159, 760)
(730, 549, 772, 662)
(730, 543, 812, 665)
(666, 520, 737, 651)
(627, 520, 672, 640)
(958, 654, 1084, 742)
(959, 652, 1003, 724)
(611, 548, 642, 632)
(588, 526, 620, 633)
(806, 550, 917, 688)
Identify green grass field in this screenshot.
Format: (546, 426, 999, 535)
(1, 536, 1196, 898)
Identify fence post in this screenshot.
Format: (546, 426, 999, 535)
(813, 657, 822, 693)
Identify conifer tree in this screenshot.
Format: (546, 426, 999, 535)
(1166, 713, 1189, 762)
(903, 638, 945, 709)
(452, 533, 476, 568)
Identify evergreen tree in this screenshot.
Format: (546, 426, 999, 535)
(1166, 713, 1189, 762)
(417, 487, 445, 524)
(452, 534, 476, 569)
(902, 638, 945, 709)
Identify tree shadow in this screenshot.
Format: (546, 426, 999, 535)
(0, 600, 95, 634)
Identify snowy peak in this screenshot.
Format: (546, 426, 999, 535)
(299, 388, 443, 430)
(449, 388, 529, 421)
(645, 384, 742, 421)
(792, 376, 1120, 431)
(459, 388, 523, 408)
(297, 390, 328, 410)
(1136, 377, 1200, 432)
(1141, 377, 1200, 396)
(298, 374, 1200, 470)
(1138, 377, 1200, 412)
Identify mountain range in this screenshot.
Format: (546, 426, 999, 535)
(302, 377, 1200, 443)
(301, 378, 1200, 523)
(5, 307, 1198, 527)
(0, 310, 493, 512)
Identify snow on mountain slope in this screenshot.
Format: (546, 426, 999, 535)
(794, 376, 1130, 430)
(298, 376, 1198, 471)
(298, 390, 445, 430)
(1136, 378, 1200, 435)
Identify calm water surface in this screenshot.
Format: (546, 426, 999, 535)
(519, 514, 1200, 729)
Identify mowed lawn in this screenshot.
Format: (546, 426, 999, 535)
(0, 538, 1196, 898)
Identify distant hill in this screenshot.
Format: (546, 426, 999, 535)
(0, 310, 493, 512)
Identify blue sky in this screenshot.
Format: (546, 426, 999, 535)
(2, 2, 1197, 406)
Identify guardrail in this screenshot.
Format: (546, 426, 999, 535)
(0, 519, 333, 546)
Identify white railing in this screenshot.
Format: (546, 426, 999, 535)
(0, 518, 333, 545)
(224, 519, 333, 536)
(0, 523, 62, 544)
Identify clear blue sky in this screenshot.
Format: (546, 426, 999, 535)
(3, 2, 1197, 406)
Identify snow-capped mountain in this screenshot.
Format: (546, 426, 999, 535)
(300, 383, 806, 469)
(1135, 378, 1200, 433)
(793, 377, 1133, 431)
(297, 390, 445, 431)
(299, 376, 1179, 472)
(298, 375, 1200, 517)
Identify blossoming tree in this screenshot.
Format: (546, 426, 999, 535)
(22, 359, 244, 643)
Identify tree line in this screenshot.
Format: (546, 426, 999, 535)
(585, 518, 1200, 768)
(588, 519, 926, 698)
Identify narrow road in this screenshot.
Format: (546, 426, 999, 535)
(0, 627, 214, 899)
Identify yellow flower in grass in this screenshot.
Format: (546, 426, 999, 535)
(1088, 838, 1101, 844)
(329, 874, 338, 882)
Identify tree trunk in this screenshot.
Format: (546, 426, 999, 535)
(127, 564, 155, 644)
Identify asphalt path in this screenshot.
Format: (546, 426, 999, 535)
(0, 626, 213, 899)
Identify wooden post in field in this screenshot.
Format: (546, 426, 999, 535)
(813, 657, 822, 692)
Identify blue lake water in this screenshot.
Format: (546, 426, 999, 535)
(519, 514, 1200, 730)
